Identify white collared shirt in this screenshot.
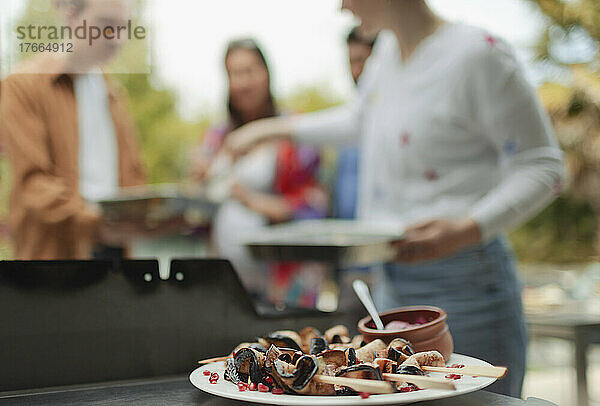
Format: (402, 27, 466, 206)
(294, 24, 565, 242)
(74, 70, 119, 202)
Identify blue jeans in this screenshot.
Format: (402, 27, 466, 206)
(373, 237, 527, 398)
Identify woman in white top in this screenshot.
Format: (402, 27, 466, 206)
(191, 39, 328, 303)
(223, 0, 565, 397)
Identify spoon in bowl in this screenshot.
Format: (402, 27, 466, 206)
(352, 279, 385, 330)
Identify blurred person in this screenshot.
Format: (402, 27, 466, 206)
(334, 26, 377, 219)
(0, 0, 145, 260)
(191, 39, 328, 303)
(219, 0, 566, 397)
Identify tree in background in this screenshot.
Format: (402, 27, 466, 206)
(509, 0, 600, 263)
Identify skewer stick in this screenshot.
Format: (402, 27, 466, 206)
(198, 356, 230, 365)
(313, 375, 395, 394)
(421, 365, 507, 378)
(383, 373, 456, 390)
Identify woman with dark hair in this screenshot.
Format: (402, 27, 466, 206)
(191, 39, 327, 303)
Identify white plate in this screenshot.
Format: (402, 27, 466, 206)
(189, 353, 497, 405)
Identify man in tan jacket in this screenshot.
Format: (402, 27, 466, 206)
(0, 0, 146, 259)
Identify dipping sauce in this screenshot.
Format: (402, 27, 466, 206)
(385, 316, 432, 331)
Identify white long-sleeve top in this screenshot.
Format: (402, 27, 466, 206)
(293, 24, 565, 243)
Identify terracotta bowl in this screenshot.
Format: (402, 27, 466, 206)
(357, 306, 454, 362)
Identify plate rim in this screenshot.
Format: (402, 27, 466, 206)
(189, 353, 497, 406)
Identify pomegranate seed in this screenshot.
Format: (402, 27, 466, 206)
(449, 364, 464, 369)
(272, 388, 284, 395)
(400, 386, 413, 393)
(445, 374, 461, 380)
(265, 376, 274, 385)
(249, 383, 258, 391)
(359, 392, 371, 399)
(209, 379, 217, 384)
(203, 370, 211, 376)
(258, 383, 269, 392)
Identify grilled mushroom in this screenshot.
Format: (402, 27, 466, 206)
(402, 350, 445, 367)
(336, 363, 395, 395)
(310, 337, 329, 355)
(336, 363, 384, 381)
(387, 338, 415, 355)
(233, 348, 265, 384)
(350, 335, 365, 349)
(231, 342, 267, 355)
(272, 355, 335, 395)
(387, 347, 409, 363)
(324, 325, 351, 344)
(374, 358, 396, 374)
(299, 327, 321, 353)
(265, 345, 303, 370)
(263, 330, 303, 351)
(317, 349, 348, 376)
(224, 357, 241, 384)
(355, 339, 387, 363)
(346, 348, 357, 366)
(396, 364, 425, 376)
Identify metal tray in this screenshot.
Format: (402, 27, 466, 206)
(243, 220, 403, 267)
(98, 184, 217, 226)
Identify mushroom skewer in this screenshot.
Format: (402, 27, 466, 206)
(421, 365, 507, 378)
(382, 373, 456, 390)
(313, 375, 395, 394)
(198, 356, 229, 365)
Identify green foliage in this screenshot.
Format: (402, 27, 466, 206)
(525, 0, 599, 64)
(510, 0, 600, 263)
(510, 197, 597, 263)
(114, 74, 209, 183)
(280, 84, 344, 113)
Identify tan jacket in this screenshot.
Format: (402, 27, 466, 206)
(0, 56, 145, 259)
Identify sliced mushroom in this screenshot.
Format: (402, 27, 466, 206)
(336, 363, 384, 381)
(263, 330, 303, 351)
(396, 364, 425, 376)
(374, 358, 397, 374)
(233, 348, 265, 384)
(350, 334, 365, 349)
(310, 337, 329, 355)
(231, 342, 266, 355)
(224, 357, 241, 384)
(299, 327, 321, 353)
(402, 351, 445, 367)
(272, 355, 335, 395)
(387, 338, 415, 356)
(387, 347, 409, 363)
(265, 345, 302, 370)
(317, 349, 348, 369)
(324, 325, 351, 344)
(355, 339, 387, 363)
(346, 348, 357, 366)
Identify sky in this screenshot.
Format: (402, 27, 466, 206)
(1, 0, 547, 120)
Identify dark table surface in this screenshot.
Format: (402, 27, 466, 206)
(0, 376, 555, 406)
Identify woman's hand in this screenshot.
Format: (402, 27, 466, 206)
(231, 182, 293, 223)
(189, 157, 212, 183)
(392, 218, 482, 263)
